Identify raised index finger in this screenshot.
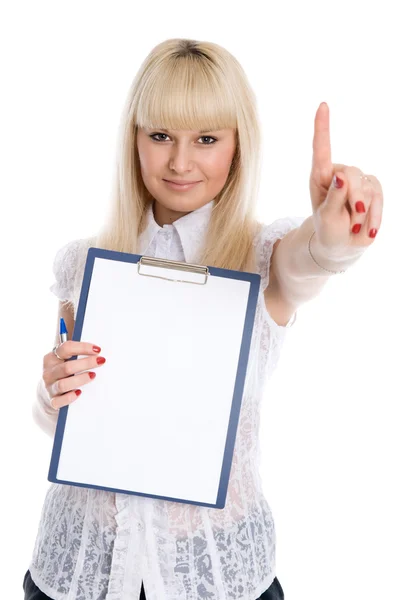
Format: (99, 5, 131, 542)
(312, 102, 333, 181)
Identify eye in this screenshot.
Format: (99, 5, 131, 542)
(149, 133, 217, 145)
(199, 136, 217, 145)
(150, 133, 169, 142)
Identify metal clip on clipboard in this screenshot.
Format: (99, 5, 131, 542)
(137, 256, 209, 285)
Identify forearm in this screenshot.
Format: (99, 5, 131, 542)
(274, 215, 364, 305)
(32, 378, 58, 438)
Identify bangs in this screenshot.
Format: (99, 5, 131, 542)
(135, 57, 237, 132)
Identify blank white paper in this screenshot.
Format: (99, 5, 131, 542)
(56, 256, 251, 505)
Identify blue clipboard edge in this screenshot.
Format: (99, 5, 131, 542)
(48, 247, 261, 509)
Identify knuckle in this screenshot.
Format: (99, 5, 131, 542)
(370, 175, 382, 190)
(56, 378, 65, 394)
(64, 361, 75, 376)
(345, 165, 361, 179)
(43, 353, 53, 368)
(61, 340, 73, 353)
(56, 342, 66, 355)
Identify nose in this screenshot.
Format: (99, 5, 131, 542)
(168, 142, 195, 173)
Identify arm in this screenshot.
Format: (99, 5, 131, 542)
(266, 214, 364, 313)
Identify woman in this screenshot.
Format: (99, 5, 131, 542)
(24, 38, 382, 600)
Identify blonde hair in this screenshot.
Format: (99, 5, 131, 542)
(94, 38, 264, 273)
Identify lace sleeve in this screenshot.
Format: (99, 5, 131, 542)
(49, 238, 84, 302)
(32, 377, 58, 437)
(256, 216, 305, 332)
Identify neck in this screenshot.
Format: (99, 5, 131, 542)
(152, 201, 191, 227)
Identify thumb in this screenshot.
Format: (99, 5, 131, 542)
(323, 172, 349, 213)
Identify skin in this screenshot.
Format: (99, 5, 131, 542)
(46, 126, 237, 410)
(47, 104, 384, 410)
(265, 102, 384, 328)
(308, 102, 383, 252)
(136, 127, 237, 226)
(43, 339, 105, 410)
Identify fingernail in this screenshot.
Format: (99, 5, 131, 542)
(88, 372, 96, 379)
(356, 201, 366, 213)
(333, 175, 344, 189)
(96, 357, 106, 365)
(75, 390, 82, 397)
(369, 228, 377, 238)
(93, 346, 101, 353)
(352, 224, 362, 234)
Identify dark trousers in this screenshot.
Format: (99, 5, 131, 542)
(23, 569, 284, 599)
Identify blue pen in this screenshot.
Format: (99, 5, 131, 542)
(60, 317, 68, 344)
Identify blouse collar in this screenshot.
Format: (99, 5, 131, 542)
(138, 198, 215, 263)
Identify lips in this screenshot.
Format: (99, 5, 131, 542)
(164, 180, 200, 185)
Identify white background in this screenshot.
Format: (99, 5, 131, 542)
(1, 1, 399, 598)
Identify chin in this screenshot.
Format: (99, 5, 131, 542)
(155, 195, 205, 213)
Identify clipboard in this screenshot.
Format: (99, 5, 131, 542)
(48, 248, 261, 509)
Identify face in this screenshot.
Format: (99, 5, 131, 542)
(136, 127, 237, 225)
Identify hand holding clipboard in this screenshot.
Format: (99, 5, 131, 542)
(45, 318, 106, 411)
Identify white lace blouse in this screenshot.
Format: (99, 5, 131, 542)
(29, 199, 304, 600)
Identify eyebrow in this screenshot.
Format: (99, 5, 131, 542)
(153, 128, 221, 134)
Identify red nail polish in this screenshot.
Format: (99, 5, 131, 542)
(97, 357, 106, 365)
(75, 389, 82, 397)
(333, 175, 344, 188)
(88, 372, 96, 379)
(369, 228, 377, 238)
(352, 224, 362, 233)
(356, 201, 366, 213)
(93, 346, 101, 353)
